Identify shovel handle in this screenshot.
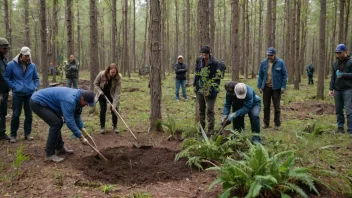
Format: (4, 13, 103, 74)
(87, 142, 108, 161)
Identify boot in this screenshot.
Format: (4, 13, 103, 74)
(10, 136, 16, 143)
(0, 133, 10, 141)
(45, 155, 64, 163)
(56, 146, 74, 155)
(100, 128, 105, 134)
(24, 135, 34, 141)
(113, 127, 119, 134)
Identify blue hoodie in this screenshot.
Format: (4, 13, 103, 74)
(4, 56, 40, 96)
(31, 87, 84, 138)
(223, 85, 261, 117)
(257, 57, 287, 90)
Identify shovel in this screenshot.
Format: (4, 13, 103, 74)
(103, 95, 152, 149)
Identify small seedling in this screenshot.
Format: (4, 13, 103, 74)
(102, 184, 115, 194)
(13, 145, 29, 176)
(129, 192, 152, 198)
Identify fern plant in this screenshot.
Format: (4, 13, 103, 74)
(13, 145, 29, 176)
(208, 141, 320, 198)
(158, 115, 177, 136)
(101, 184, 115, 194)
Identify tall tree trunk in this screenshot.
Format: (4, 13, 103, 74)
(149, 0, 162, 131)
(174, 0, 179, 62)
(245, 0, 249, 79)
(52, 0, 59, 83)
(4, 0, 12, 59)
(290, 0, 296, 84)
(133, 0, 136, 72)
(111, 0, 117, 63)
(100, 10, 105, 71)
(223, 0, 227, 66)
(142, 0, 149, 73)
(294, 0, 301, 90)
(330, 0, 338, 72)
(344, 0, 350, 43)
(272, 0, 277, 48)
(266, 0, 272, 48)
(186, 0, 191, 83)
(240, 1, 245, 75)
(76, 0, 81, 71)
(123, 0, 130, 77)
(89, 0, 99, 90)
(339, 0, 345, 43)
(317, 0, 326, 99)
(209, 0, 215, 50)
(286, 0, 292, 83)
(232, 0, 240, 81)
(198, 0, 210, 49)
(40, 0, 48, 88)
(24, 0, 30, 47)
(66, 0, 74, 58)
(257, 0, 263, 74)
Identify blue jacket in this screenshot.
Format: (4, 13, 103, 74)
(193, 55, 221, 98)
(222, 85, 261, 117)
(257, 57, 287, 90)
(4, 57, 40, 96)
(31, 87, 84, 138)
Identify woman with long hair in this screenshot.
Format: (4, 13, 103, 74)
(94, 63, 122, 134)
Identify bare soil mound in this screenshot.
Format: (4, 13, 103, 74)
(283, 100, 335, 115)
(76, 147, 193, 185)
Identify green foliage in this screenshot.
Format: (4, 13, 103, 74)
(13, 145, 29, 176)
(129, 192, 152, 198)
(208, 141, 320, 198)
(158, 115, 177, 136)
(101, 184, 115, 194)
(196, 67, 221, 96)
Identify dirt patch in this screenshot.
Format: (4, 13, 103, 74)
(76, 147, 193, 185)
(123, 87, 140, 92)
(283, 100, 335, 115)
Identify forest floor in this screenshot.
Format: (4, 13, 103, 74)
(0, 71, 351, 198)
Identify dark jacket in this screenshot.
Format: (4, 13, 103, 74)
(4, 56, 40, 96)
(257, 57, 288, 90)
(329, 55, 352, 91)
(65, 60, 79, 79)
(223, 83, 261, 117)
(219, 61, 226, 72)
(174, 62, 187, 80)
(193, 55, 221, 99)
(0, 55, 9, 94)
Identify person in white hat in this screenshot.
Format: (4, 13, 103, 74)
(4, 46, 40, 143)
(174, 55, 188, 101)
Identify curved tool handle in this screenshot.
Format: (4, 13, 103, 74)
(87, 142, 108, 161)
(86, 133, 98, 149)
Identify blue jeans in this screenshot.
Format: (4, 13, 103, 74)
(67, 78, 78, 89)
(11, 94, 32, 137)
(175, 79, 187, 99)
(232, 103, 261, 143)
(30, 99, 64, 156)
(0, 93, 8, 137)
(334, 89, 352, 133)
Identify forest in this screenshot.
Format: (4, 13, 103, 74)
(0, 0, 352, 197)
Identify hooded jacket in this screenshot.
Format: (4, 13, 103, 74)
(4, 55, 40, 96)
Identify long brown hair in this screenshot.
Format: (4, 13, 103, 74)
(104, 63, 120, 82)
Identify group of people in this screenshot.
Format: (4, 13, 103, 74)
(0, 37, 122, 162)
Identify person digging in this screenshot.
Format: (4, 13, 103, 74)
(30, 87, 95, 163)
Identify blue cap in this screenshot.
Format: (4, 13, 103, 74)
(335, 44, 347, 52)
(81, 90, 96, 107)
(267, 47, 276, 55)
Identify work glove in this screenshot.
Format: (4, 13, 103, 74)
(221, 115, 228, 123)
(79, 136, 89, 145)
(281, 88, 285, 94)
(227, 112, 237, 121)
(336, 70, 342, 78)
(81, 128, 89, 138)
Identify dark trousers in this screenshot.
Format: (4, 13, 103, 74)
(198, 93, 216, 133)
(334, 89, 352, 133)
(30, 99, 64, 157)
(308, 74, 314, 84)
(11, 94, 32, 137)
(232, 104, 261, 143)
(67, 78, 78, 89)
(0, 93, 9, 137)
(99, 95, 118, 128)
(263, 86, 281, 127)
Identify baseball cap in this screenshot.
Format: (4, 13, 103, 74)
(81, 90, 96, 107)
(335, 44, 347, 52)
(234, 83, 247, 99)
(266, 47, 276, 55)
(20, 47, 31, 56)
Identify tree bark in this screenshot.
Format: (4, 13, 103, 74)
(66, 0, 74, 58)
(272, 0, 277, 48)
(209, 0, 215, 51)
(232, 0, 240, 81)
(294, 0, 301, 90)
(186, 0, 191, 83)
(24, 0, 30, 47)
(257, 0, 263, 74)
(4, 0, 12, 59)
(240, 1, 245, 76)
(40, 0, 48, 88)
(76, 0, 82, 71)
(149, 0, 162, 131)
(223, 0, 227, 66)
(142, 0, 149, 73)
(245, 0, 249, 79)
(123, 0, 130, 77)
(133, 0, 136, 73)
(198, 0, 210, 49)
(52, 0, 59, 83)
(317, 0, 326, 99)
(266, 0, 272, 48)
(339, 0, 345, 43)
(111, 0, 117, 63)
(174, 0, 179, 62)
(344, 0, 350, 43)
(89, 0, 99, 90)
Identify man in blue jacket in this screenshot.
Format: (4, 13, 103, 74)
(30, 87, 95, 162)
(193, 46, 221, 135)
(222, 82, 261, 143)
(174, 55, 188, 101)
(329, 44, 352, 134)
(0, 37, 10, 141)
(257, 47, 287, 130)
(4, 47, 40, 143)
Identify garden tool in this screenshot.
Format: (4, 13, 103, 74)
(81, 128, 107, 161)
(86, 141, 108, 161)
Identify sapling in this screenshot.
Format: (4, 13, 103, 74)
(13, 145, 29, 176)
